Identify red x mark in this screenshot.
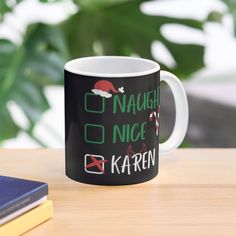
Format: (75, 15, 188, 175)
(85, 155, 107, 174)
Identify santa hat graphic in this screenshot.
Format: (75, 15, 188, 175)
(92, 80, 124, 98)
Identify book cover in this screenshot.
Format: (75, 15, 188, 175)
(0, 176, 48, 220)
(0, 200, 53, 236)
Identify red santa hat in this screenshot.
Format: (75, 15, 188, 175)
(92, 80, 124, 98)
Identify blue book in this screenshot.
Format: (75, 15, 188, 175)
(0, 176, 48, 222)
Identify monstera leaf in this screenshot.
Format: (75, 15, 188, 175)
(0, 24, 68, 143)
(62, 0, 204, 78)
(0, 0, 206, 145)
(0, 0, 23, 17)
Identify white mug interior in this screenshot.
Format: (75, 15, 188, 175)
(64, 56, 160, 78)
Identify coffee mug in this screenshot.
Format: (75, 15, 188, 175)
(64, 56, 188, 185)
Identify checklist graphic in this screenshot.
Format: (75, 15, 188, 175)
(84, 93, 105, 114)
(84, 154, 107, 174)
(84, 91, 107, 144)
(84, 124, 105, 144)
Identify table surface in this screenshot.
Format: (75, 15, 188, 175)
(1, 149, 236, 236)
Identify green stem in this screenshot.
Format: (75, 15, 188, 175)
(20, 127, 48, 147)
(28, 132, 47, 148)
(40, 121, 63, 143)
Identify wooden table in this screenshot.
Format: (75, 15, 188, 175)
(1, 149, 236, 236)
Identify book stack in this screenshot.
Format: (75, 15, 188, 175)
(0, 176, 53, 236)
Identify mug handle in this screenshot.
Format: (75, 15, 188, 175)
(159, 71, 189, 154)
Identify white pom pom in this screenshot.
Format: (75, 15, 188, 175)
(118, 87, 124, 93)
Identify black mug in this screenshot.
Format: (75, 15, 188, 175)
(64, 56, 188, 185)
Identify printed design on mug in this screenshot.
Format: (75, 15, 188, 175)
(92, 80, 124, 98)
(111, 147, 156, 175)
(127, 143, 147, 157)
(84, 154, 108, 174)
(83, 81, 160, 176)
(149, 105, 160, 136)
(84, 148, 156, 176)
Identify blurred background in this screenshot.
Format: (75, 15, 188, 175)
(0, 0, 235, 148)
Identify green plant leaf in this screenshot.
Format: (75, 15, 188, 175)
(221, 0, 236, 35)
(0, 0, 206, 145)
(62, 0, 204, 78)
(0, 0, 22, 18)
(0, 2, 11, 17)
(0, 24, 68, 142)
(75, 0, 133, 10)
(0, 106, 19, 142)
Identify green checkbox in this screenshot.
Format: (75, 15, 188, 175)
(84, 93, 105, 113)
(84, 124, 105, 144)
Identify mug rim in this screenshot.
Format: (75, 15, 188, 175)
(64, 56, 160, 78)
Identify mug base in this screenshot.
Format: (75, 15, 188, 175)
(65, 172, 158, 186)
